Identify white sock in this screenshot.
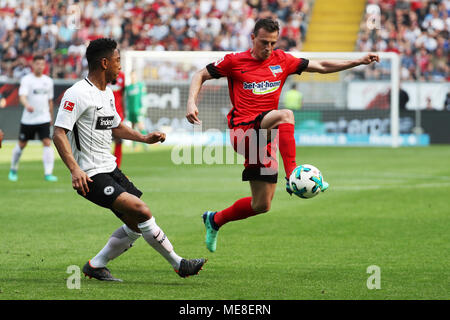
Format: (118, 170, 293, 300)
(90, 225, 142, 268)
(138, 217, 182, 270)
(42, 146, 55, 175)
(10, 144, 23, 171)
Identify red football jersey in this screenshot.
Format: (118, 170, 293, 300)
(108, 71, 125, 120)
(206, 49, 309, 128)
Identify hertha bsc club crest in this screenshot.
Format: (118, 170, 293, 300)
(269, 65, 282, 77)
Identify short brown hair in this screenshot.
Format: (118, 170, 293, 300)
(253, 18, 280, 36)
(33, 55, 45, 61)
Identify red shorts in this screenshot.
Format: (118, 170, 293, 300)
(229, 111, 278, 183)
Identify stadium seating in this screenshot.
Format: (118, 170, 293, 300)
(0, 0, 447, 82)
(355, 0, 449, 81)
(0, 0, 312, 80)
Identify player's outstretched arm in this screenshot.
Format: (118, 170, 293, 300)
(186, 68, 213, 125)
(53, 126, 92, 196)
(305, 53, 379, 74)
(112, 122, 165, 144)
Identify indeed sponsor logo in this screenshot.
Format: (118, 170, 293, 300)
(95, 116, 115, 130)
(243, 80, 281, 95)
(100, 118, 114, 126)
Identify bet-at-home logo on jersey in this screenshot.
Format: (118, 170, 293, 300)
(243, 80, 281, 95)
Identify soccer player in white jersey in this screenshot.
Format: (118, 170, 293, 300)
(8, 55, 58, 182)
(53, 38, 206, 281)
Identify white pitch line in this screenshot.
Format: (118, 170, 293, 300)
(6, 182, 450, 195)
(333, 182, 450, 191)
(10, 188, 69, 193)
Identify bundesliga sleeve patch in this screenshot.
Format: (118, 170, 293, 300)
(63, 101, 75, 112)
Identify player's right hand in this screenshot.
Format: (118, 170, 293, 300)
(71, 168, 93, 196)
(144, 131, 166, 144)
(26, 105, 34, 112)
(186, 103, 201, 125)
(360, 53, 380, 65)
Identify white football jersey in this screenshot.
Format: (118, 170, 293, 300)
(54, 78, 121, 177)
(18, 73, 54, 125)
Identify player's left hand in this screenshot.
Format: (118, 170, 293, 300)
(144, 131, 166, 144)
(360, 53, 379, 65)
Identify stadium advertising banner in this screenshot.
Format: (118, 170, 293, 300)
(293, 110, 430, 146)
(347, 81, 449, 111)
(137, 82, 432, 146)
(1, 80, 448, 145)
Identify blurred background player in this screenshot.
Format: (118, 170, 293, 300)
(108, 70, 125, 168)
(284, 83, 303, 111)
(186, 18, 379, 253)
(8, 55, 57, 182)
(125, 70, 146, 151)
(0, 129, 4, 148)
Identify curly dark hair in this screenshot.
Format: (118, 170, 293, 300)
(85, 38, 117, 71)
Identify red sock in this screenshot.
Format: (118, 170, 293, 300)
(278, 123, 297, 178)
(114, 142, 122, 168)
(214, 197, 256, 228)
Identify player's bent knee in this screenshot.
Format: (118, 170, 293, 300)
(42, 138, 52, 147)
(134, 202, 152, 221)
(113, 193, 152, 222)
(18, 140, 27, 149)
(281, 109, 294, 124)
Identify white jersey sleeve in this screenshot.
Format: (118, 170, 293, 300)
(54, 87, 87, 131)
(48, 78, 54, 100)
(18, 76, 29, 96)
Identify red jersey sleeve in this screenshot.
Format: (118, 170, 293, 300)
(206, 53, 234, 78)
(284, 52, 309, 75)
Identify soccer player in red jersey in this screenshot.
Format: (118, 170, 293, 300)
(186, 18, 380, 252)
(108, 71, 125, 168)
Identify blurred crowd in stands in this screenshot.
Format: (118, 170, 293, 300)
(0, 0, 448, 82)
(355, 0, 449, 81)
(0, 0, 311, 80)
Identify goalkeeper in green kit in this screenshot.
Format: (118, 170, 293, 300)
(125, 70, 146, 150)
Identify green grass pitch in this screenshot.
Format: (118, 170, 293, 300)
(0, 143, 449, 300)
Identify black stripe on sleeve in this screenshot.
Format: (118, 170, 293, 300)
(206, 63, 223, 79)
(72, 123, 81, 151)
(296, 58, 309, 75)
